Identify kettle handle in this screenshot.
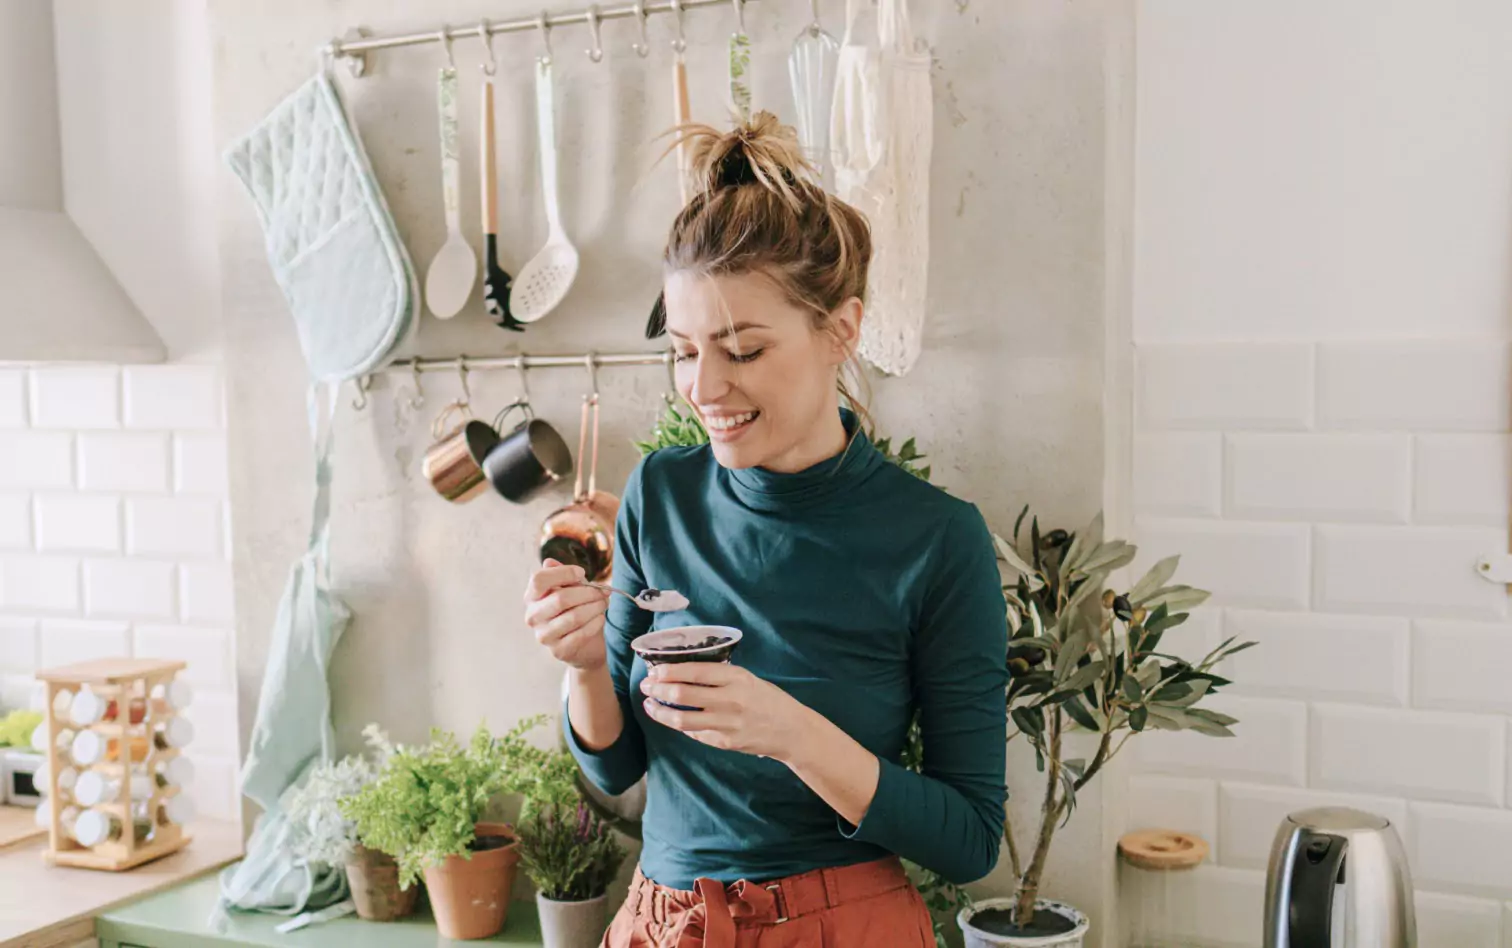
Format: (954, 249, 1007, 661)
(1288, 829, 1347, 947)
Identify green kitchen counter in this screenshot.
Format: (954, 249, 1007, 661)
(95, 870, 545, 948)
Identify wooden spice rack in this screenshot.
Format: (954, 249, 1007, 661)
(35, 658, 192, 871)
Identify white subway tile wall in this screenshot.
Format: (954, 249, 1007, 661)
(1135, 340, 1512, 919)
(0, 366, 239, 822)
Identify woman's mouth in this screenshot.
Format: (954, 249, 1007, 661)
(703, 410, 760, 441)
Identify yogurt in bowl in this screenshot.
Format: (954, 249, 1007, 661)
(633, 625, 743, 710)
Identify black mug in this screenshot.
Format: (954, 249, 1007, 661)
(481, 400, 573, 503)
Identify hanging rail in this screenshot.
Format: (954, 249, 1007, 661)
(325, 0, 757, 76)
(380, 351, 671, 374)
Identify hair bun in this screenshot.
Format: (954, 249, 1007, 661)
(685, 112, 812, 207)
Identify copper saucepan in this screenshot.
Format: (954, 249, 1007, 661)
(539, 393, 620, 581)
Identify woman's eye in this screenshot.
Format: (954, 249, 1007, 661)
(729, 348, 765, 364)
(672, 350, 696, 363)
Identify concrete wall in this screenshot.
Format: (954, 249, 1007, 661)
(209, 0, 1115, 935)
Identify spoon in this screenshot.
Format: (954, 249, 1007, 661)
(582, 582, 689, 613)
(509, 50, 579, 324)
(423, 51, 476, 319)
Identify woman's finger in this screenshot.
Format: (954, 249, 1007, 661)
(640, 679, 727, 713)
(535, 598, 607, 646)
(524, 561, 587, 603)
(641, 698, 721, 733)
(526, 584, 607, 628)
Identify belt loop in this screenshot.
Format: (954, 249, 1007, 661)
(821, 866, 842, 908)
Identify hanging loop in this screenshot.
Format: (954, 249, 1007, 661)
(670, 0, 687, 53)
(538, 13, 554, 64)
(631, 0, 651, 57)
(585, 5, 604, 62)
(515, 355, 532, 406)
(732, 0, 747, 34)
(352, 375, 371, 411)
(456, 356, 472, 407)
(809, 0, 822, 28)
(407, 357, 425, 410)
(585, 353, 601, 404)
(438, 26, 456, 69)
(478, 19, 497, 75)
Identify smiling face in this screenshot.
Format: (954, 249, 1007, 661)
(664, 270, 861, 473)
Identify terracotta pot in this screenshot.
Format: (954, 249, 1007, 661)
(344, 845, 419, 921)
(422, 822, 521, 940)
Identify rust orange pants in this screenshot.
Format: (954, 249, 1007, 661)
(601, 856, 936, 948)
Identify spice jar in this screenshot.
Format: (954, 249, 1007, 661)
(34, 760, 78, 798)
(71, 688, 147, 727)
(71, 731, 151, 767)
(73, 770, 153, 807)
(33, 799, 81, 834)
(150, 679, 194, 712)
(150, 755, 195, 788)
(156, 794, 195, 827)
(30, 723, 75, 756)
(153, 717, 194, 750)
(72, 809, 153, 847)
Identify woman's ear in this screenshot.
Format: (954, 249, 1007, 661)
(825, 298, 864, 365)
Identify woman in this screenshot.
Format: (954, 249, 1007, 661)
(523, 114, 1007, 948)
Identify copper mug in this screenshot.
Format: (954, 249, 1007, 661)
(421, 401, 502, 503)
(539, 396, 620, 582)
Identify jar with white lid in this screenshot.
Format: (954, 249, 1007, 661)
(30, 723, 75, 756)
(72, 809, 152, 847)
(71, 688, 147, 727)
(152, 717, 194, 750)
(156, 794, 195, 826)
(73, 770, 153, 807)
(33, 799, 81, 834)
(71, 731, 150, 767)
(150, 679, 194, 711)
(34, 760, 78, 798)
(150, 755, 195, 788)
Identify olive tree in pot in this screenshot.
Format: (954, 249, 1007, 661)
(956, 509, 1254, 948)
(510, 743, 627, 948)
(341, 720, 544, 940)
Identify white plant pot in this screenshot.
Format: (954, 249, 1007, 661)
(958, 897, 1090, 948)
(537, 891, 609, 948)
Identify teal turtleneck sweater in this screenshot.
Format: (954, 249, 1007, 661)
(565, 412, 1008, 890)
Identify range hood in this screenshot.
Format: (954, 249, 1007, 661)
(0, 0, 165, 364)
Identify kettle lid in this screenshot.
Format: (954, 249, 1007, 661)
(1288, 806, 1390, 833)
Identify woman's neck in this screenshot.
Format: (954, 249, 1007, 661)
(760, 399, 850, 474)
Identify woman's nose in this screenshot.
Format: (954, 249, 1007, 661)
(687, 354, 731, 405)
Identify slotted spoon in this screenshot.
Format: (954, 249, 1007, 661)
(509, 54, 578, 323)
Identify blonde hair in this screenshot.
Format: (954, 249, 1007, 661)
(646, 112, 875, 436)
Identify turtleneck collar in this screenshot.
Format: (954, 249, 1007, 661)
(723, 407, 886, 512)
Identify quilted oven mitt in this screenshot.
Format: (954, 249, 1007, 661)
(224, 72, 417, 383)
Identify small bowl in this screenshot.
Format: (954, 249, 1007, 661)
(632, 625, 743, 666)
(633, 626, 743, 711)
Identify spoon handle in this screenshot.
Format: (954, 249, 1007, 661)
(581, 580, 636, 603)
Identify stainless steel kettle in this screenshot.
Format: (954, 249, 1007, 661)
(1263, 806, 1415, 948)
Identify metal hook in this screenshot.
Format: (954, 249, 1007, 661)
(732, 0, 747, 34)
(456, 356, 472, 407)
(515, 355, 532, 406)
(809, 0, 822, 29)
(585, 5, 604, 63)
(670, 0, 687, 54)
(585, 353, 601, 404)
(477, 19, 497, 75)
(406, 357, 425, 410)
(538, 13, 553, 64)
(438, 26, 456, 70)
(631, 0, 651, 57)
(662, 349, 678, 404)
(352, 375, 371, 411)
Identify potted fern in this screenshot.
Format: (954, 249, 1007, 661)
(956, 509, 1253, 947)
(341, 721, 541, 940)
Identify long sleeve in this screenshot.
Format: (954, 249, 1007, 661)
(838, 503, 1009, 884)
(563, 456, 655, 797)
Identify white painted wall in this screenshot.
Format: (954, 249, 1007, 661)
(0, 365, 242, 824)
(209, 0, 1115, 937)
(52, 0, 223, 360)
(1125, 1, 1512, 944)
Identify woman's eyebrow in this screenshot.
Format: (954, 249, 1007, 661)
(666, 321, 771, 342)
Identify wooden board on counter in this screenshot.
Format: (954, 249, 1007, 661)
(0, 819, 242, 948)
(0, 806, 45, 851)
(96, 872, 545, 948)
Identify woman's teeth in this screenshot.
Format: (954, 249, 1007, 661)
(706, 411, 758, 431)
